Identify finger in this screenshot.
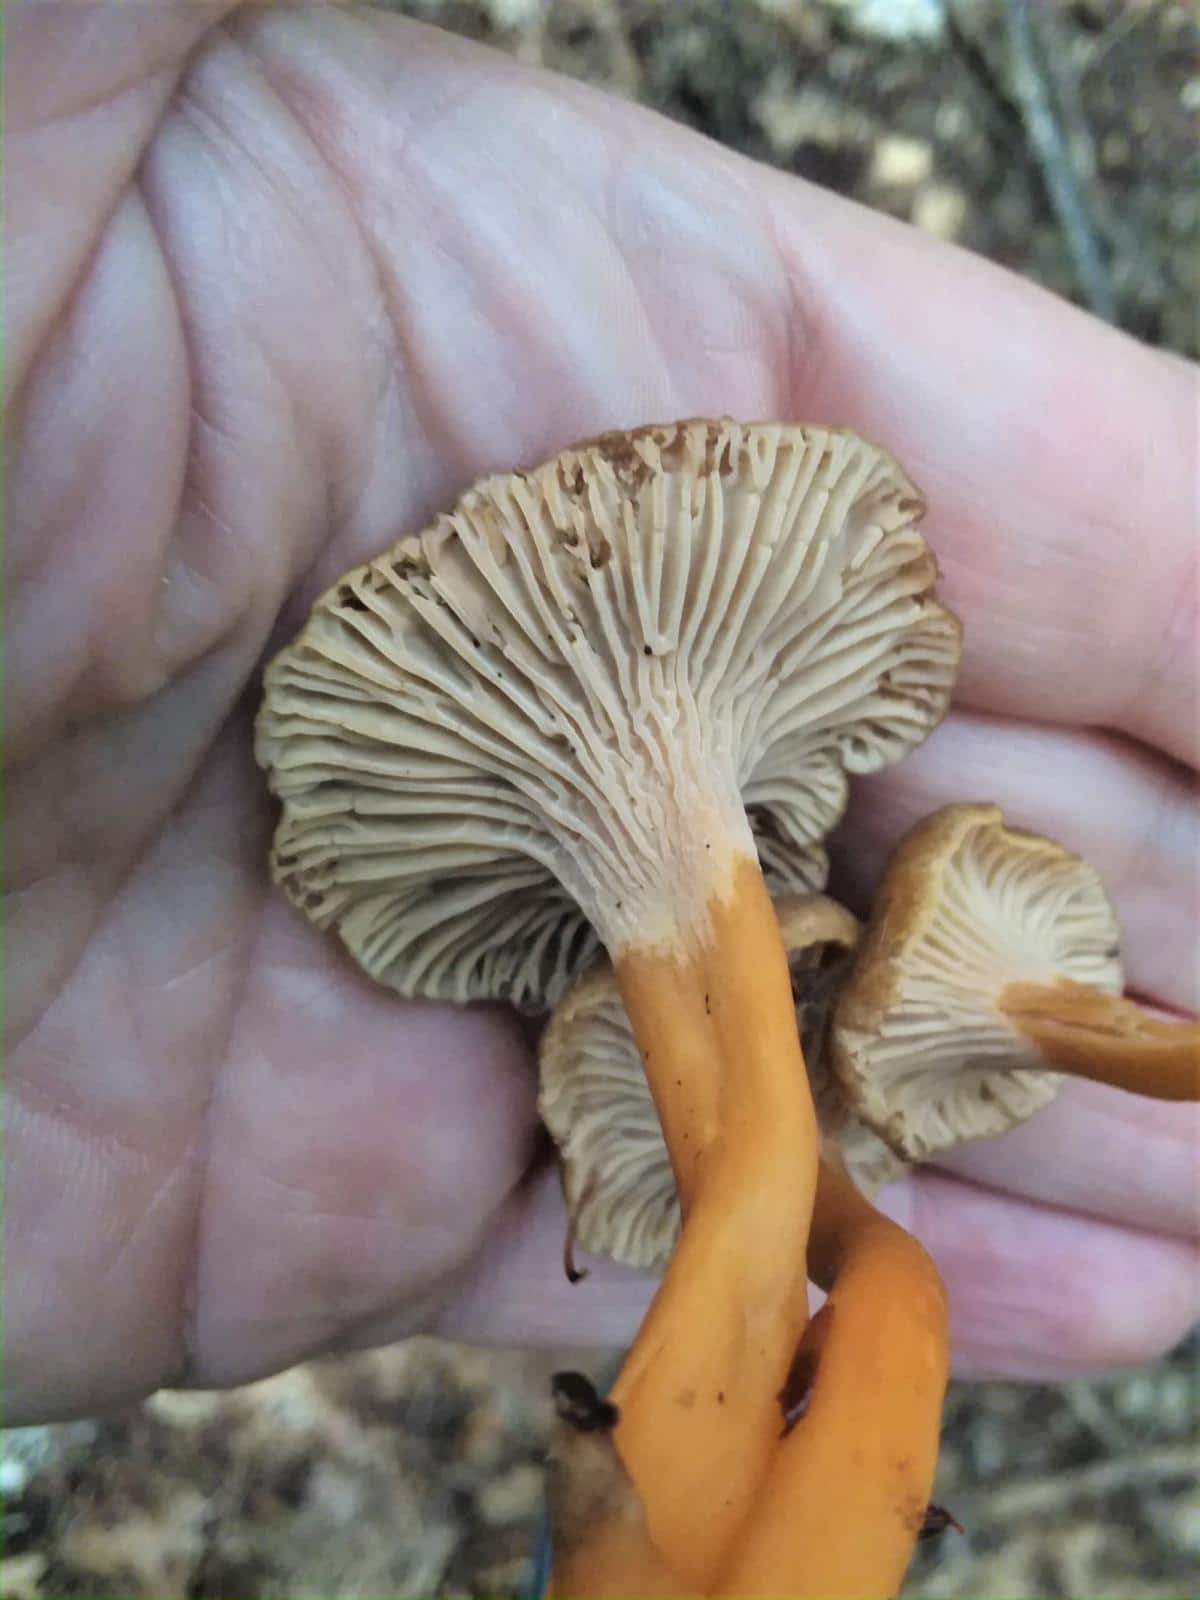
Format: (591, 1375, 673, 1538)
(879, 1169, 1199, 1381)
(764, 164, 1198, 768)
(933, 1080, 1200, 1241)
(830, 709, 1200, 1011)
(428, 1163, 1198, 1383)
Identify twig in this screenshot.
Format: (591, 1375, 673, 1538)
(1080, 0, 1162, 77)
(1054, 0, 1169, 303)
(1062, 1378, 1132, 1457)
(1003, 0, 1119, 321)
(945, 1, 1028, 145)
(964, 1441, 1199, 1523)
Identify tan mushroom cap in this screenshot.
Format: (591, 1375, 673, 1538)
(256, 418, 960, 1011)
(539, 894, 906, 1271)
(832, 803, 1123, 1162)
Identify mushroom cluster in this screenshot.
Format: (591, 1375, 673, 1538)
(256, 418, 1198, 1598)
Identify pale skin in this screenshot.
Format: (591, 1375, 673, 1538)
(6, 2, 1198, 1426)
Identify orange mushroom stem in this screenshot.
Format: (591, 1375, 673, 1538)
(545, 1373, 691, 1600)
(999, 979, 1200, 1101)
(547, 1154, 950, 1600)
(605, 855, 820, 1587)
(714, 1160, 948, 1599)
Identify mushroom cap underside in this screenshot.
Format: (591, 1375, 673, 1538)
(539, 893, 906, 1270)
(257, 418, 960, 1011)
(833, 803, 1123, 1160)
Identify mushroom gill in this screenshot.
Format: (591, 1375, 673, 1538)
(539, 894, 904, 1273)
(833, 803, 1199, 1164)
(256, 419, 958, 1011)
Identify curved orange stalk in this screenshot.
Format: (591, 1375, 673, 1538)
(1000, 979, 1200, 1101)
(713, 1160, 948, 1600)
(545, 1374, 692, 1600)
(604, 856, 821, 1588)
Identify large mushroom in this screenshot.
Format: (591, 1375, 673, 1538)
(833, 803, 1200, 1163)
(256, 417, 961, 1591)
(539, 893, 905, 1274)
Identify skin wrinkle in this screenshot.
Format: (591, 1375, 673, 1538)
(164, 75, 317, 455)
(5, 198, 193, 765)
(1105, 747, 1198, 961)
(10, 717, 260, 1130)
(265, 1133, 552, 1368)
(759, 178, 831, 426)
(4, 1089, 190, 1418)
(244, 32, 474, 515)
(6, 653, 261, 1054)
(6, 811, 136, 1056)
(5, 77, 174, 406)
(4, 0, 246, 407)
(596, 159, 682, 424)
(141, 31, 393, 695)
(179, 914, 537, 1387)
(16, 58, 181, 139)
(232, 52, 490, 632)
(95, 1143, 197, 1298)
(933, 1082, 1200, 1240)
(600, 141, 779, 416)
(8, 1072, 165, 1176)
(167, 29, 377, 581)
(174, 875, 269, 1389)
(143, 92, 317, 654)
(6, 714, 265, 1411)
(5, 2, 244, 131)
(1112, 558, 1200, 762)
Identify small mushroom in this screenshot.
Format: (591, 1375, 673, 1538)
(257, 418, 961, 1590)
(833, 802, 1200, 1163)
(539, 894, 905, 1273)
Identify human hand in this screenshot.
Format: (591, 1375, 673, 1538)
(7, 1, 1196, 1424)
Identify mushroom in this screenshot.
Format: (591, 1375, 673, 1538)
(833, 802, 1200, 1163)
(256, 417, 961, 1589)
(255, 422, 954, 1014)
(538, 893, 905, 1274)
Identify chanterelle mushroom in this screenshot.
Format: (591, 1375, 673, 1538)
(256, 419, 958, 1012)
(257, 417, 960, 1589)
(833, 802, 1200, 1163)
(539, 894, 904, 1273)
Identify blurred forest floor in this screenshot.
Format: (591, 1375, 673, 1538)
(3, 3, 1196, 1598)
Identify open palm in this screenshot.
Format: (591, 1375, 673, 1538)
(7, 2, 1197, 1425)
